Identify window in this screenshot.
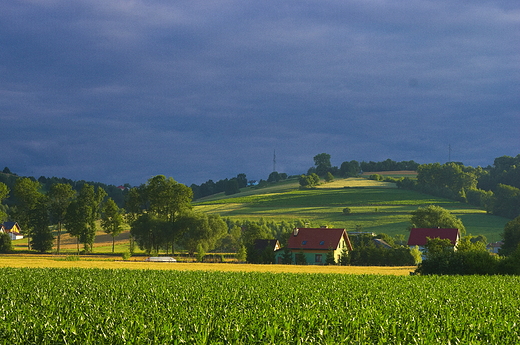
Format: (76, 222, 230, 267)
(315, 254, 322, 263)
(302, 240, 307, 245)
(319, 241, 325, 245)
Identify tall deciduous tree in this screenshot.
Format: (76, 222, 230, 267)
(12, 178, 46, 249)
(499, 216, 520, 256)
(177, 212, 227, 255)
(314, 153, 332, 176)
(65, 184, 107, 253)
(128, 176, 193, 255)
(101, 198, 124, 253)
(0, 182, 9, 222)
(410, 205, 466, 234)
(48, 183, 75, 254)
(30, 198, 53, 253)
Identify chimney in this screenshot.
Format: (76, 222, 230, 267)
(293, 228, 299, 236)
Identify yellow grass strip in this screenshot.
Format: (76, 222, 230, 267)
(0, 255, 415, 275)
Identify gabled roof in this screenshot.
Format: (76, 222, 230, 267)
(254, 239, 281, 252)
(2, 222, 20, 232)
(407, 228, 460, 246)
(373, 238, 393, 249)
(287, 228, 352, 251)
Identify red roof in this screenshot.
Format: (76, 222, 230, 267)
(407, 228, 460, 246)
(287, 228, 352, 251)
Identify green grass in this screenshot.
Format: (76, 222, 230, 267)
(1, 268, 519, 344)
(194, 177, 510, 240)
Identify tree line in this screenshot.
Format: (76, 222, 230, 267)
(395, 155, 520, 219)
(190, 174, 248, 199)
(0, 168, 127, 208)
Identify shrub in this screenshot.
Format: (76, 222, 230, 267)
(121, 251, 131, 261)
(342, 207, 352, 215)
(65, 255, 80, 261)
(0, 233, 12, 253)
(195, 243, 205, 262)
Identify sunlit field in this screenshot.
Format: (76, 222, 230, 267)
(0, 267, 518, 344)
(0, 255, 414, 275)
(193, 177, 510, 239)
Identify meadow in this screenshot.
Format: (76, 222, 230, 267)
(194, 177, 510, 241)
(0, 267, 518, 344)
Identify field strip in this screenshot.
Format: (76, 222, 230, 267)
(0, 256, 414, 275)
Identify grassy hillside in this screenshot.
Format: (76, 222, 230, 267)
(194, 176, 510, 242)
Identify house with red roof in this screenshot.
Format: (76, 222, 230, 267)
(275, 227, 353, 265)
(407, 228, 460, 253)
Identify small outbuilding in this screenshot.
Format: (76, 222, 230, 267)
(145, 257, 176, 262)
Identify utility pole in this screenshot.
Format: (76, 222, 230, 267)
(273, 149, 276, 172)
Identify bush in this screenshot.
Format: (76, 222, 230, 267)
(121, 251, 131, 260)
(65, 255, 80, 261)
(195, 243, 205, 262)
(342, 207, 352, 215)
(369, 174, 383, 181)
(416, 250, 499, 275)
(0, 233, 12, 253)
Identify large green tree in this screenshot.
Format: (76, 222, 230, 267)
(48, 183, 75, 254)
(314, 153, 332, 176)
(128, 175, 193, 255)
(410, 205, 466, 234)
(65, 184, 107, 253)
(30, 198, 53, 253)
(499, 216, 520, 256)
(0, 182, 9, 222)
(177, 212, 227, 255)
(101, 198, 125, 253)
(12, 178, 46, 249)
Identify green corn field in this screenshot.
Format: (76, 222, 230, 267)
(0, 268, 518, 344)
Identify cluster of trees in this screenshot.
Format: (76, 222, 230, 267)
(359, 159, 419, 172)
(306, 154, 419, 178)
(396, 155, 520, 219)
(190, 174, 248, 199)
(267, 171, 288, 183)
(347, 234, 417, 266)
(0, 177, 122, 253)
(126, 175, 228, 255)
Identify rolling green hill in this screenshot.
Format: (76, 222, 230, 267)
(193, 176, 510, 242)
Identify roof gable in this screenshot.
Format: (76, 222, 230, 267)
(254, 239, 281, 252)
(407, 228, 460, 246)
(287, 228, 352, 251)
(2, 222, 20, 232)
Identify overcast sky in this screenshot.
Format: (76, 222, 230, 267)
(1, 0, 518, 186)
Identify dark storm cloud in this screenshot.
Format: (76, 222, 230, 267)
(1, 0, 518, 185)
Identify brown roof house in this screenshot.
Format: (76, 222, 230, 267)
(275, 227, 353, 265)
(407, 228, 460, 258)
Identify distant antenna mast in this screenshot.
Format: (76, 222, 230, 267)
(273, 149, 276, 172)
(448, 144, 452, 163)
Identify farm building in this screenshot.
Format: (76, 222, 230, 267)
(486, 241, 503, 254)
(1, 222, 23, 240)
(275, 227, 352, 265)
(253, 239, 281, 252)
(407, 228, 460, 253)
